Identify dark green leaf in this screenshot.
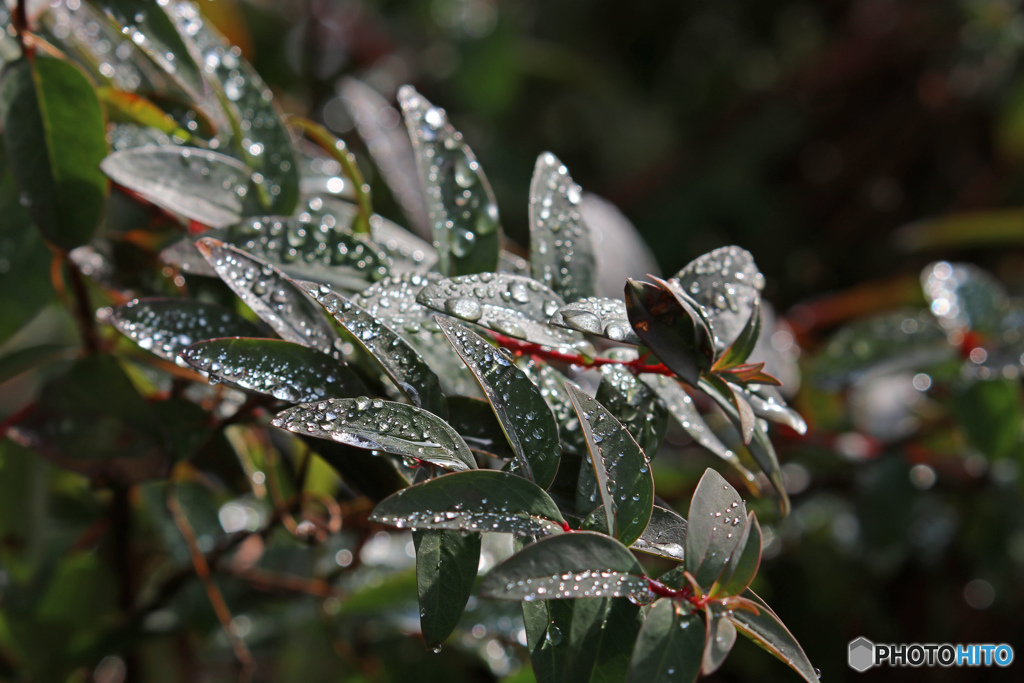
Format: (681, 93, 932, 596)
(516, 357, 588, 455)
(298, 281, 447, 418)
(370, 470, 564, 535)
(523, 600, 574, 683)
(626, 599, 703, 683)
(674, 246, 765, 351)
(181, 337, 366, 402)
(567, 383, 654, 547)
(631, 505, 687, 562)
(437, 318, 560, 488)
(0, 56, 108, 250)
(595, 363, 668, 457)
(702, 604, 737, 675)
(714, 296, 762, 369)
(701, 373, 756, 445)
(684, 468, 749, 589)
(712, 513, 761, 598)
(301, 438, 407, 503)
(399, 86, 501, 275)
(564, 597, 642, 683)
(419, 272, 591, 352)
(951, 378, 1023, 460)
(273, 397, 474, 471)
(446, 396, 516, 459)
(111, 297, 262, 362)
(0, 344, 70, 385)
(728, 590, 818, 683)
(741, 385, 807, 435)
(480, 532, 649, 602)
(414, 529, 481, 649)
(528, 152, 596, 302)
(549, 297, 640, 344)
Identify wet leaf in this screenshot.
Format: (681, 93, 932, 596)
(371, 213, 438, 273)
(595, 363, 668, 457)
(528, 152, 596, 302)
(272, 397, 475, 471)
(674, 246, 765, 350)
(399, 85, 501, 275)
(418, 272, 590, 351)
(624, 279, 714, 386)
(712, 513, 761, 598)
(737, 384, 807, 435)
(631, 505, 687, 562)
(101, 146, 250, 228)
(480, 532, 649, 602)
(181, 337, 367, 402)
(549, 297, 640, 344)
(298, 281, 447, 417)
(195, 238, 339, 354)
(1, 56, 108, 250)
(563, 597, 642, 683)
(921, 261, 1008, 334)
(98, 88, 193, 141)
(714, 296, 762, 370)
(111, 297, 261, 362)
(370, 470, 565, 535)
(626, 599, 703, 683)
(702, 605, 737, 675)
(436, 318, 560, 488)
(446, 396, 516, 459)
(701, 373, 756, 445)
(516, 357, 588, 455)
(685, 468, 749, 589)
(567, 383, 654, 547)
(523, 600, 574, 683)
(728, 590, 818, 683)
(414, 529, 481, 650)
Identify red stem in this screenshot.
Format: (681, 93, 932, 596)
(645, 576, 709, 609)
(489, 333, 676, 377)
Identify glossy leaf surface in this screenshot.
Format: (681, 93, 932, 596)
(674, 246, 765, 350)
(414, 529, 480, 649)
(626, 599, 703, 683)
(728, 590, 819, 683)
(549, 297, 640, 344)
(685, 468, 749, 588)
(631, 505, 687, 562)
(625, 279, 714, 386)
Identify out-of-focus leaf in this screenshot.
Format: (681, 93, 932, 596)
(728, 590, 818, 683)
(370, 470, 565, 535)
(446, 396, 515, 459)
(739, 385, 807, 435)
(414, 529, 481, 650)
(674, 246, 765, 351)
(712, 513, 761, 598)
(626, 599, 703, 683)
(921, 261, 1006, 333)
(549, 297, 640, 344)
(101, 146, 250, 228)
(436, 318, 560, 488)
(399, 85, 501, 275)
(480, 532, 649, 602)
(98, 88, 192, 141)
(631, 505, 687, 562)
(516, 357, 588, 455)
(111, 297, 261, 362)
(302, 438, 407, 502)
(528, 152, 596, 302)
(370, 213, 439, 273)
(0, 344, 70, 385)
(581, 192, 660, 300)
(272, 397, 475, 471)
(702, 605, 737, 675)
(181, 337, 366, 402)
(951, 378, 1022, 460)
(299, 281, 447, 417)
(595, 362, 668, 457)
(894, 208, 1024, 251)
(684, 468, 749, 589)
(567, 383, 654, 547)
(0, 56, 108, 250)
(195, 238, 340, 354)
(418, 272, 591, 351)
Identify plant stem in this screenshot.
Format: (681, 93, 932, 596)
(65, 257, 100, 354)
(488, 333, 677, 376)
(111, 485, 140, 682)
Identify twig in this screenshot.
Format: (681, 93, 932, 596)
(111, 485, 140, 683)
(64, 256, 101, 354)
(12, 0, 28, 56)
(489, 333, 676, 376)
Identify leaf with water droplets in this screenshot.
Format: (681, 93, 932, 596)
(563, 596, 642, 683)
(436, 318, 560, 488)
(273, 397, 474, 471)
(418, 272, 591, 351)
(516, 358, 588, 455)
(595, 362, 668, 457)
(626, 599, 703, 683)
(567, 383, 654, 548)
(111, 297, 262, 362)
(370, 470, 565, 535)
(711, 513, 761, 598)
(196, 239, 339, 354)
(399, 85, 501, 275)
(701, 373, 756, 445)
(446, 396, 516, 459)
(702, 604, 738, 675)
(728, 590, 818, 683)
(499, 250, 531, 276)
(736, 385, 807, 435)
(370, 213, 439, 273)
(640, 375, 759, 489)
(529, 152, 596, 302)
(631, 505, 687, 562)
(624, 279, 715, 387)
(298, 281, 448, 418)
(684, 468, 750, 589)
(921, 261, 1007, 333)
(414, 529, 481, 650)
(480, 532, 649, 602)
(98, 88, 194, 142)
(180, 337, 367, 402)
(674, 246, 765, 351)
(101, 146, 251, 228)
(713, 296, 762, 370)
(549, 297, 640, 344)
(522, 600, 573, 683)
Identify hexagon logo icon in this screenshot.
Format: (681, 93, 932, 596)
(849, 637, 875, 672)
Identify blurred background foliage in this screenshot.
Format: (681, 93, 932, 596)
(4, 0, 1024, 681)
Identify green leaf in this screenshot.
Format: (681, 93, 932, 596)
(567, 383, 654, 547)
(712, 513, 761, 598)
(418, 272, 591, 351)
(951, 378, 1023, 460)
(684, 468, 749, 589)
(702, 604, 737, 675)
(516, 357, 588, 455)
(195, 238, 340, 354)
(0, 344, 70, 385)
(480, 532, 649, 602)
(301, 438, 407, 503)
(701, 373, 756, 445)
(111, 297, 262, 362)
(740, 385, 807, 435)
(528, 152, 596, 302)
(564, 597, 642, 683)
(273, 397, 475, 471)
(370, 470, 564, 535)
(624, 279, 714, 387)
(0, 56, 108, 250)
(399, 85, 501, 275)
(101, 146, 251, 228)
(631, 505, 687, 562)
(595, 363, 668, 457)
(549, 297, 640, 344)
(436, 318, 560, 488)
(180, 337, 367, 402)
(446, 396, 516, 459)
(728, 590, 818, 683)
(714, 296, 762, 370)
(298, 281, 447, 418)
(674, 246, 765, 351)
(523, 600, 574, 683)
(626, 599, 703, 683)
(414, 529, 481, 650)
